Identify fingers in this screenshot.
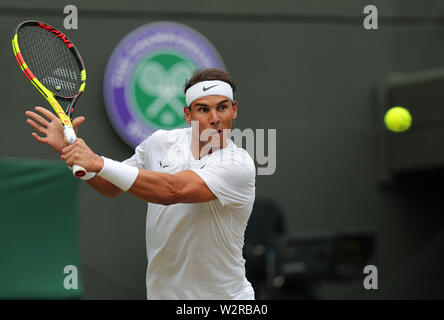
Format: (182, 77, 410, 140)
(31, 132, 47, 144)
(25, 110, 50, 128)
(61, 138, 84, 154)
(62, 142, 86, 165)
(61, 148, 75, 163)
(34, 106, 58, 121)
(26, 118, 47, 134)
(61, 142, 80, 164)
(72, 116, 85, 131)
(62, 143, 75, 155)
(61, 138, 96, 170)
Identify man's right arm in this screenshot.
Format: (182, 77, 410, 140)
(85, 175, 124, 198)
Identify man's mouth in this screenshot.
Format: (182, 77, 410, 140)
(209, 129, 223, 135)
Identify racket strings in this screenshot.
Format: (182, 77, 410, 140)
(17, 25, 82, 98)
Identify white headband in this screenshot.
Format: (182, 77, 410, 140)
(185, 80, 233, 107)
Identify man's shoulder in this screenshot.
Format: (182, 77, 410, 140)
(214, 142, 256, 173)
(152, 127, 190, 141)
(140, 127, 190, 148)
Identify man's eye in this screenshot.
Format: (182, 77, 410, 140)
(199, 108, 208, 112)
(218, 105, 227, 110)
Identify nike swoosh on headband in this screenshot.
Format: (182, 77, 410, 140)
(202, 84, 219, 91)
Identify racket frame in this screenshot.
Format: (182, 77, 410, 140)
(12, 20, 87, 177)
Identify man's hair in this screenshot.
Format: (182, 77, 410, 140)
(184, 68, 236, 93)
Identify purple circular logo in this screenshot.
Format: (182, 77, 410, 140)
(103, 22, 226, 148)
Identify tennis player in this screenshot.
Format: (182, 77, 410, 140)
(25, 68, 256, 300)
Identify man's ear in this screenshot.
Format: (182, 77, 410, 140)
(232, 100, 238, 120)
(184, 106, 191, 124)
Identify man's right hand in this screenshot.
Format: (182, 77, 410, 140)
(25, 106, 85, 154)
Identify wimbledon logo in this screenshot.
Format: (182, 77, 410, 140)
(104, 22, 226, 148)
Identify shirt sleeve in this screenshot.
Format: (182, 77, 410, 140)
(122, 130, 167, 170)
(191, 157, 256, 208)
(122, 138, 151, 170)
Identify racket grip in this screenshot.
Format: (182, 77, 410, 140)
(73, 164, 87, 177)
(63, 126, 87, 178)
(63, 126, 77, 145)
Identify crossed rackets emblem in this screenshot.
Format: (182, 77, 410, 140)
(136, 61, 193, 124)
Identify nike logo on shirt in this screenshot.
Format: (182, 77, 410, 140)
(159, 161, 169, 168)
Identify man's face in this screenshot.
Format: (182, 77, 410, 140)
(184, 95, 238, 149)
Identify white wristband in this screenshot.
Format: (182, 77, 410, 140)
(97, 156, 139, 191)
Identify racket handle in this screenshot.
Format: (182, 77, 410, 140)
(63, 126, 77, 145)
(63, 126, 87, 178)
(73, 164, 87, 177)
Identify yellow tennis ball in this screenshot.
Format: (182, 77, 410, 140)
(384, 107, 412, 132)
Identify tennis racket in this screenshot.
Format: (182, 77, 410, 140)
(12, 20, 87, 177)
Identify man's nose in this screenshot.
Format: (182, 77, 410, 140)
(209, 109, 220, 125)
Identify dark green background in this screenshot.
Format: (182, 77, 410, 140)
(0, 158, 81, 298)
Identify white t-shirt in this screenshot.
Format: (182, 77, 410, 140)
(123, 127, 256, 300)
